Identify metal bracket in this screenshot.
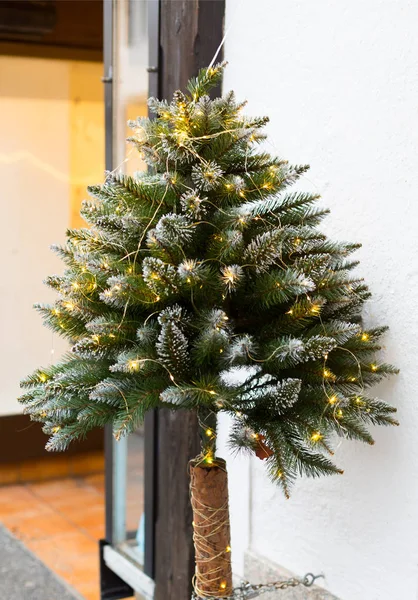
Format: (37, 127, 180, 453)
(102, 66, 113, 84)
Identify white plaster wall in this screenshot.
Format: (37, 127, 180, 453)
(220, 1, 418, 598)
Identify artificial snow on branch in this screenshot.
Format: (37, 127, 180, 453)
(20, 62, 398, 501)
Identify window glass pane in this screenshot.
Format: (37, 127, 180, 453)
(126, 427, 145, 563)
(112, 0, 149, 567)
(114, 0, 149, 173)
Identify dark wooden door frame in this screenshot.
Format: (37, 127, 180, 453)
(154, 3, 225, 600)
(100, 2, 225, 599)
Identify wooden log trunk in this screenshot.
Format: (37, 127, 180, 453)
(190, 458, 233, 598)
(154, 3, 225, 599)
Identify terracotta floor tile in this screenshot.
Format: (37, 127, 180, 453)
(4, 507, 76, 542)
(26, 546, 95, 580)
(0, 475, 109, 599)
(28, 478, 94, 501)
(69, 507, 105, 538)
(75, 579, 105, 600)
(82, 473, 105, 495)
(0, 484, 36, 507)
(87, 524, 106, 540)
(76, 586, 100, 600)
(0, 495, 50, 522)
(63, 562, 100, 587)
(53, 564, 99, 590)
(26, 538, 100, 586)
(44, 489, 103, 515)
(27, 530, 98, 558)
(63, 500, 104, 519)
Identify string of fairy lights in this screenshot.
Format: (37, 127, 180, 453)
(21, 62, 400, 600)
(32, 61, 390, 489)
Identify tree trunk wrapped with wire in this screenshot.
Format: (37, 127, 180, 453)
(190, 457, 232, 598)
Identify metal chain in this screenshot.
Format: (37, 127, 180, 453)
(233, 573, 323, 599)
(192, 572, 323, 600)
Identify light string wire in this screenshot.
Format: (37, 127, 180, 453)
(46, 87, 368, 453)
(44, 6, 376, 473)
(207, 0, 242, 70)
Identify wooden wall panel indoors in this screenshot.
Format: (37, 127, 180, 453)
(0, 0, 103, 61)
(0, 414, 104, 486)
(0, 414, 104, 464)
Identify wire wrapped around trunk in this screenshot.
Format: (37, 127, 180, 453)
(190, 457, 233, 598)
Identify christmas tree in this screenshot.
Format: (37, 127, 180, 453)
(20, 62, 398, 597)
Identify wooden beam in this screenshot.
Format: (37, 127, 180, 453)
(0, 413, 103, 464)
(159, 0, 225, 98)
(0, 0, 103, 60)
(0, 1, 55, 37)
(154, 2, 225, 599)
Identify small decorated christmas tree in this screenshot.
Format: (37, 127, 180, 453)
(20, 63, 398, 598)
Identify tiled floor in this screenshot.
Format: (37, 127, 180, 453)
(0, 433, 145, 599)
(0, 474, 109, 600)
